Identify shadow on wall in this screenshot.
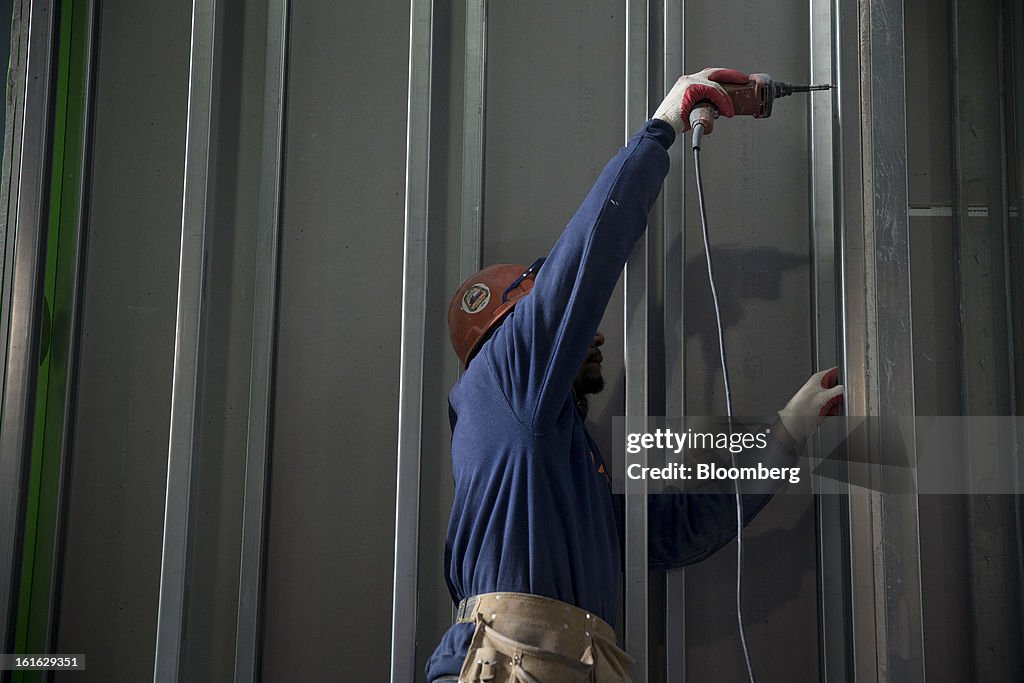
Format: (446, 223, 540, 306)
(684, 245, 808, 411)
(686, 497, 815, 650)
(584, 245, 805, 456)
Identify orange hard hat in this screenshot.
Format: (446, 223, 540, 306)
(447, 258, 544, 367)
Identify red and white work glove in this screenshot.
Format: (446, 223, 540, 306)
(653, 68, 751, 134)
(777, 367, 845, 444)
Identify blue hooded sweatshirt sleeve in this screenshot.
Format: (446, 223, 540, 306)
(425, 119, 795, 681)
(485, 121, 674, 433)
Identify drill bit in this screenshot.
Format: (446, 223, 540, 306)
(773, 82, 835, 98)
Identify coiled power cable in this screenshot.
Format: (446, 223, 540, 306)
(691, 121, 757, 683)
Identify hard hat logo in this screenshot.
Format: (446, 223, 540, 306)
(461, 284, 491, 314)
(448, 262, 542, 367)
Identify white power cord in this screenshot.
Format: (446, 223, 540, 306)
(692, 122, 757, 683)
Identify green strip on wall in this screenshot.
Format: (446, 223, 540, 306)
(13, 1, 90, 679)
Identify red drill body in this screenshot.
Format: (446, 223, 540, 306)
(689, 73, 832, 135)
(721, 73, 776, 117)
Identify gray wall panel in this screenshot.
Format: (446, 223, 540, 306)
(908, 218, 959, 416)
(917, 494, 972, 681)
(684, 491, 818, 681)
(262, 2, 409, 680)
(905, 0, 974, 675)
(682, 0, 818, 680)
(54, 1, 191, 680)
(183, 0, 266, 679)
(905, 0, 953, 207)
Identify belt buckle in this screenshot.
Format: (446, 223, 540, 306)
(458, 595, 479, 622)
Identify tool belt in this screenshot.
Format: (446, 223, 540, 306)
(454, 592, 633, 682)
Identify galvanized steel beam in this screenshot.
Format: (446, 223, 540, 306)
(44, 0, 98, 658)
(834, 0, 924, 679)
(0, 0, 57, 656)
(661, 0, 686, 679)
(459, 0, 486, 280)
(153, 0, 218, 679)
(624, 0, 650, 679)
(810, 0, 852, 680)
(234, 0, 289, 680)
(390, 0, 433, 680)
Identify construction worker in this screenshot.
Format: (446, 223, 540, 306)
(427, 68, 845, 683)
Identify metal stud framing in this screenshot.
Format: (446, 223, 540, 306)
(834, 0, 925, 679)
(459, 0, 486, 281)
(153, 0, 218, 679)
(0, 0, 57, 656)
(811, 0, 852, 680)
(389, 0, 433, 679)
(3, 1, 1011, 679)
(623, 0, 650, 679)
(661, 0, 686, 679)
(46, 0, 99, 658)
(233, 0, 289, 679)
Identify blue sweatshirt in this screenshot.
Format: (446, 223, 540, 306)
(425, 119, 794, 680)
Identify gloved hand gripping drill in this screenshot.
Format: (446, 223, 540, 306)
(653, 67, 751, 133)
(655, 67, 833, 148)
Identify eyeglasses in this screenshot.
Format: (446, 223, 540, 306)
(502, 257, 545, 303)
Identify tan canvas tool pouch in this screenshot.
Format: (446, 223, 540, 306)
(455, 592, 634, 683)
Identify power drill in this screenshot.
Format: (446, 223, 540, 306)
(689, 73, 832, 146)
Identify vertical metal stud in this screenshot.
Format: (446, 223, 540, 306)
(153, 0, 218, 679)
(390, 0, 433, 680)
(661, 0, 685, 680)
(0, 0, 57, 655)
(233, 0, 289, 680)
(835, 0, 925, 679)
(809, 0, 836, 407)
(810, 0, 852, 680)
(623, 0, 650, 679)
(460, 0, 486, 281)
(47, 0, 99, 656)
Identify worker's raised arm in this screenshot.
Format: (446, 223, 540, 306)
(472, 70, 746, 432)
(477, 121, 671, 431)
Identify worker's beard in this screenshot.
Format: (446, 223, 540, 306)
(573, 362, 605, 396)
